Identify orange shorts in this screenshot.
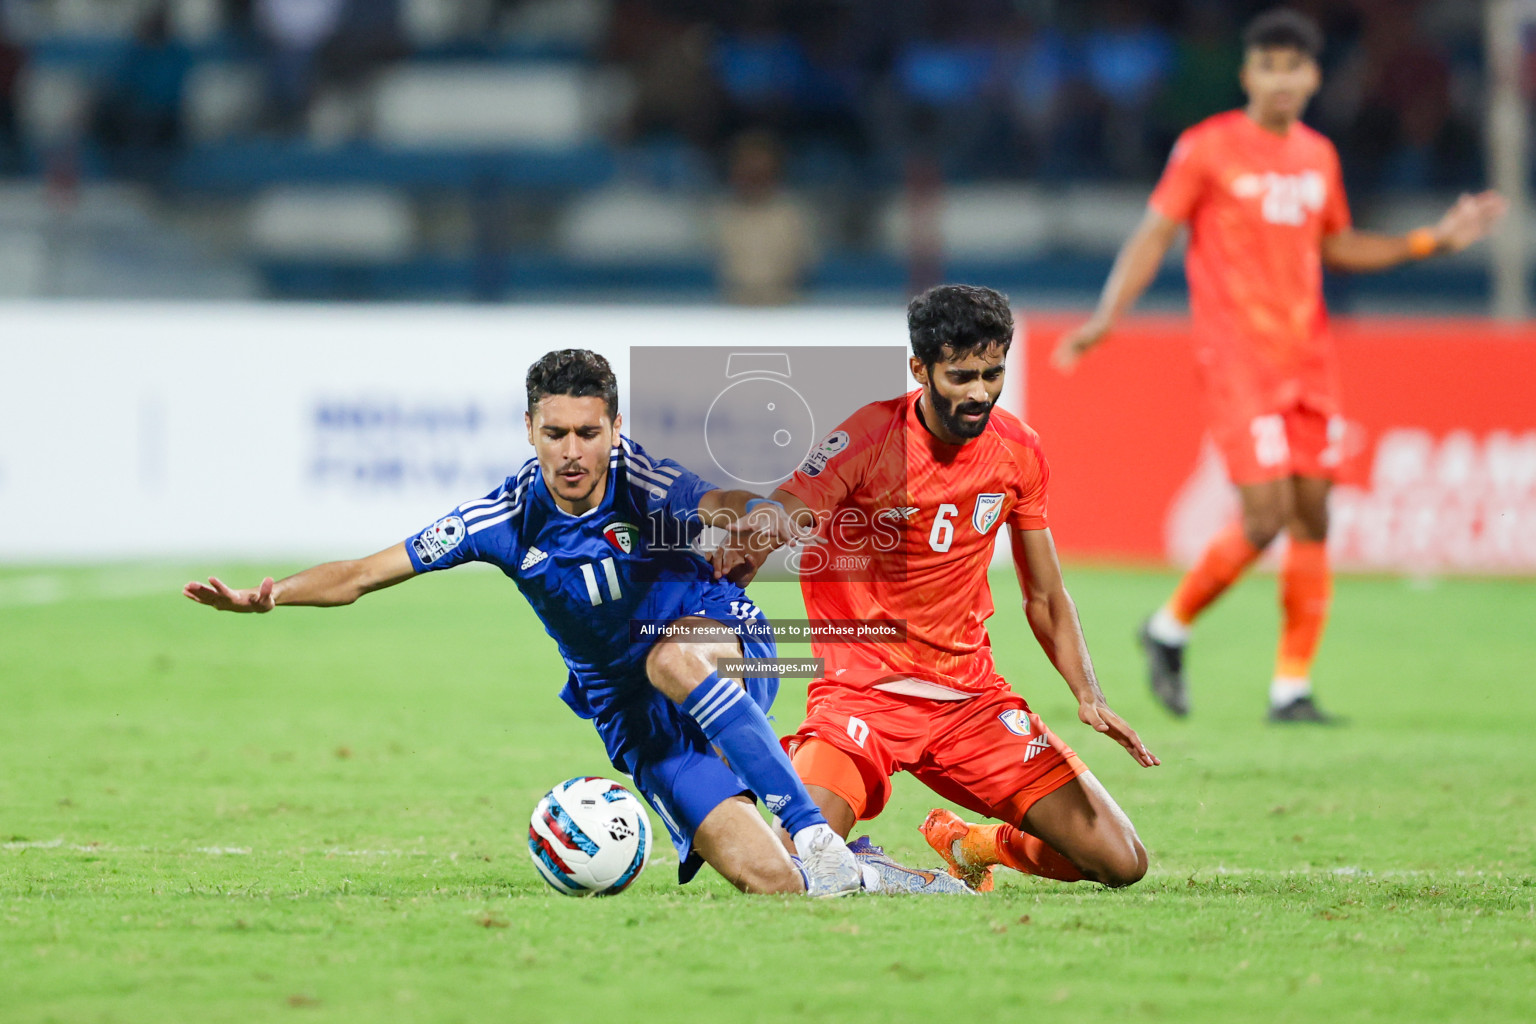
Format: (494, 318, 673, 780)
(1210, 402, 1345, 485)
(783, 685, 1087, 828)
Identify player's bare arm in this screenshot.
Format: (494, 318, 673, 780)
(182, 542, 415, 612)
(1053, 208, 1182, 372)
(1010, 525, 1159, 768)
(1321, 191, 1508, 273)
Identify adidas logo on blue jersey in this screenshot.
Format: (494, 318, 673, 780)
(520, 547, 548, 571)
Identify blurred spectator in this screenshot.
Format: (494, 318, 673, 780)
(495, 0, 612, 51)
(320, 0, 405, 87)
(788, 1, 866, 158)
(1082, 0, 1174, 176)
(93, 5, 192, 167)
(255, 0, 347, 133)
(310, 0, 406, 142)
(0, 21, 23, 175)
(713, 129, 814, 305)
(883, 0, 1019, 179)
(223, 0, 256, 32)
(999, 15, 1074, 176)
(606, 0, 720, 147)
(1153, 2, 1242, 145)
(0, 0, 1494, 305)
(712, 1, 812, 141)
(1344, 6, 1452, 188)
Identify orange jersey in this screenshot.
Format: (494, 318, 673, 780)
(777, 390, 1048, 696)
(1151, 110, 1351, 414)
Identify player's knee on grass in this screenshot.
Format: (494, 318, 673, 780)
(694, 796, 806, 895)
(726, 857, 804, 895)
(1076, 833, 1148, 889)
(1028, 775, 1148, 888)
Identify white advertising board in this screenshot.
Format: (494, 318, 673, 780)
(1, 303, 1000, 562)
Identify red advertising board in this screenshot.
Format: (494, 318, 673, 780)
(1020, 314, 1536, 573)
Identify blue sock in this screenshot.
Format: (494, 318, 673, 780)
(679, 672, 828, 836)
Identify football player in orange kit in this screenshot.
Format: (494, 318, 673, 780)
(1055, 7, 1506, 723)
(718, 284, 1159, 892)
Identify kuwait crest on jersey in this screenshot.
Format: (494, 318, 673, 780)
(603, 521, 641, 554)
(972, 493, 1006, 534)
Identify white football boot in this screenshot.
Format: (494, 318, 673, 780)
(849, 836, 976, 895)
(794, 824, 862, 898)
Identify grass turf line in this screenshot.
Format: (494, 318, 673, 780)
(2, 564, 1533, 1023)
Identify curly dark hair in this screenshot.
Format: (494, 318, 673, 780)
(525, 349, 618, 419)
(1243, 7, 1322, 59)
(907, 284, 1015, 366)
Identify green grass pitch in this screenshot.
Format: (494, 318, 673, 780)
(2, 563, 1533, 1023)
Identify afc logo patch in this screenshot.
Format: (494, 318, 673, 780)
(997, 709, 1033, 737)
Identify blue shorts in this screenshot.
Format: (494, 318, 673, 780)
(592, 605, 778, 884)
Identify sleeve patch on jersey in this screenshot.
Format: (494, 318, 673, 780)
(412, 515, 466, 564)
(797, 430, 850, 477)
(972, 493, 1006, 534)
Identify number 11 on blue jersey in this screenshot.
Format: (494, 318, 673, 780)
(580, 557, 623, 605)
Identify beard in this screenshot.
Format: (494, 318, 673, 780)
(929, 387, 995, 440)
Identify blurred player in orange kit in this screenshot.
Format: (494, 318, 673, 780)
(1054, 7, 1506, 723)
(717, 284, 1159, 892)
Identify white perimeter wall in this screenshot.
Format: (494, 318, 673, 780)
(0, 303, 1026, 562)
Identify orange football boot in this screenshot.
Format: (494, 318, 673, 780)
(919, 808, 997, 893)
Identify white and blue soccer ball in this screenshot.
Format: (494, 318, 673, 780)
(527, 777, 652, 896)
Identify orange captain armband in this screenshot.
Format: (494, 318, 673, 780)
(1407, 228, 1438, 259)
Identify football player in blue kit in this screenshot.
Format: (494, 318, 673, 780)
(185, 349, 966, 896)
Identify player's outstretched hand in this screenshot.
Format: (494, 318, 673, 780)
(710, 536, 768, 586)
(1051, 316, 1111, 374)
(710, 502, 820, 586)
(182, 576, 276, 613)
(1079, 700, 1160, 768)
(1433, 190, 1508, 253)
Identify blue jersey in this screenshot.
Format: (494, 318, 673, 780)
(404, 435, 765, 732)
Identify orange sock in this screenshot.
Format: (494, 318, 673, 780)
(1168, 521, 1263, 625)
(990, 824, 1084, 882)
(1277, 540, 1331, 679)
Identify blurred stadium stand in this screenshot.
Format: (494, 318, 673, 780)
(0, 0, 1514, 306)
